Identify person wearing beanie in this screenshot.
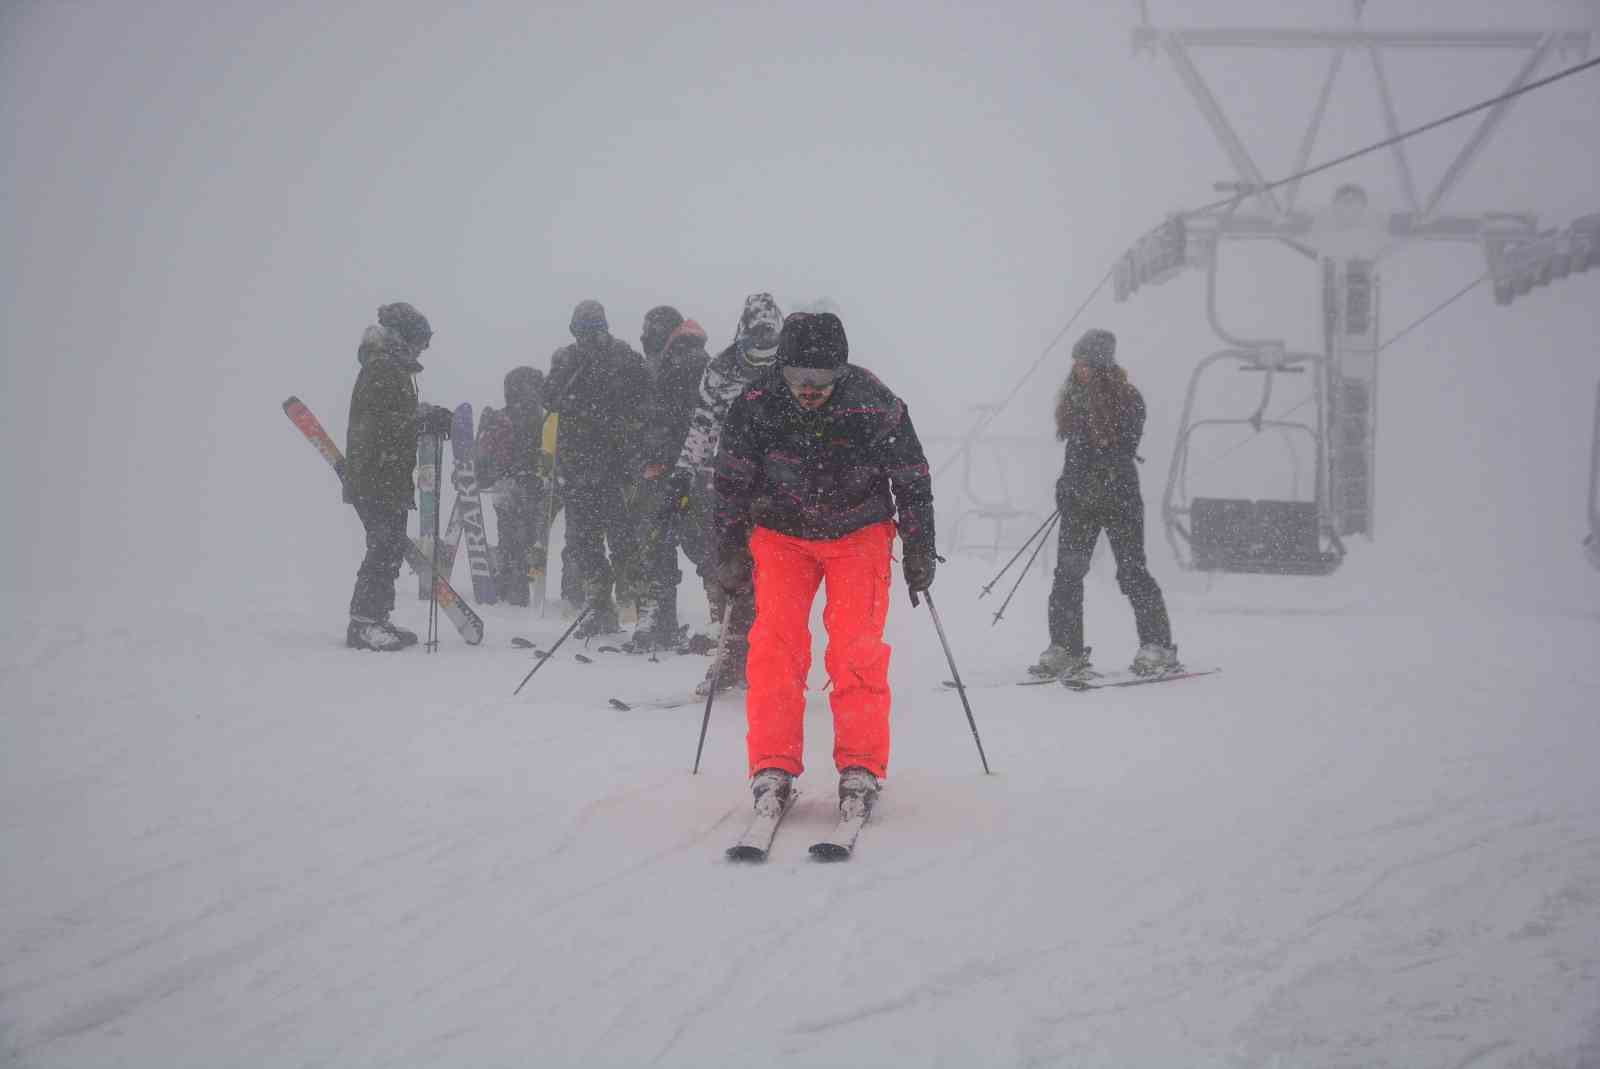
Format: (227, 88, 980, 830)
(712, 311, 936, 823)
(623, 318, 714, 652)
(640, 305, 685, 367)
(542, 299, 649, 636)
(668, 293, 785, 685)
(343, 301, 454, 650)
(1030, 328, 1178, 682)
(476, 366, 548, 607)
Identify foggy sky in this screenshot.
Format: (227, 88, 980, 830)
(2, 0, 1597, 611)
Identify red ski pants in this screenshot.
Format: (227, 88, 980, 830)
(745, 521, 895, 780)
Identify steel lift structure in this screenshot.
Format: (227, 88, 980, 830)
(1118, 5, 1594, 575)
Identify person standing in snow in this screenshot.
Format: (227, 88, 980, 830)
(626, 315, 713, 653)
(1030, 329, 1178, 681)
(343, 301, 454, 651)
(477, 366, 547, 607)
(541, 299, 648, 637)
(712, 311, 935, 816)
(669, 292, 784, 690)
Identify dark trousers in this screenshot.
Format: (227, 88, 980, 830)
(564, 477, 638, 606)
(492, 477, 546, 607)
(350, 500, 409, 620)
(632, 477, 683, 610)
(1048, 492, 1172, 654)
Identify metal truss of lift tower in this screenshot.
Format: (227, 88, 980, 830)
(1119, 9, 1596, 576)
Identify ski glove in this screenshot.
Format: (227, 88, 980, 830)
(666, 468, 695, 513)
(714, 552, 754, 596)
(902, 547, 938, 607)
(417, 404, 454, 437)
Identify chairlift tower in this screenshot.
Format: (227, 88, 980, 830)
(1119, 8, 1594, 575)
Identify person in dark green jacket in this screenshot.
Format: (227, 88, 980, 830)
(344, 301, 453, 651)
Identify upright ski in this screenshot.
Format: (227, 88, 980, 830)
(416, 429, 441, 599)
(450, 404, 497, 604)
(282, 396, 485, 645)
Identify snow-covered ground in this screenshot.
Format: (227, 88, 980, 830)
(5, 551, 1599, 1067)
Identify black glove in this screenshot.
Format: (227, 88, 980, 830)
(666, 468, 695, 513)
(902, 547, 937, 607)
(418, 404, 454, 437)
(715, 551, 754, 596)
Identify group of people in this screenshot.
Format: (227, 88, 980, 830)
(337, 297, 1179, 808)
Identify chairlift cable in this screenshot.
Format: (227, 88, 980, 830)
(937, 48, 1597, 489)
(1182, 53, 1600, 219)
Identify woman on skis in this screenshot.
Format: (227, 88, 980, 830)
(1030, 329, 1179, 682)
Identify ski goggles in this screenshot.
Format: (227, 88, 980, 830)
(781, 366, 842, 389)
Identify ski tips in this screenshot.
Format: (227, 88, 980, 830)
(608, 698, 631, 711)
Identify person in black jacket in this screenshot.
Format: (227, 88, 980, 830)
(542, 300, 648, 636)
(625, 316, 712, 652)
(712, 311, 935, 812)
(1030, 329, 1177, 680)
(343, 301, 453, 650)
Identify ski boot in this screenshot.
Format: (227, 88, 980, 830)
(574, 597, 622, 640)
(750, 768, 794, 811)
(1130, 644, 1181, 677)
(347, 616, 408, 651)
(694, 642, 748, 697)
(621, 599, 681, 654)
(837, 766, 880, 819)
(1028, 643, 1093, 682)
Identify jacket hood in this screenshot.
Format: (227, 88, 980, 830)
(733, 293, 782, 364)
(358, 324, 424, 373)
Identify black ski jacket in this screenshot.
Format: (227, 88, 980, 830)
(713, 366, 934, 562)
(1054, 381, 1146, 511)
(542, 332, 648, 484)
(641, 323, 711, 470)
(344, 324, 423, 509)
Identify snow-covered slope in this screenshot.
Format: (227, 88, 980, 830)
(5, 555, 1598, 1067)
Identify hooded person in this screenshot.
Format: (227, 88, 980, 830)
(668, 293, 784, 681)
(640, 305, 685, 367)
(623, 318, 713, 652)
(711, 311, 935, 820)
(478, 365, 549, 606)
(343, 301, 454, 650)
(541, 299, 649, 636)
(1029, 328, 1178, 681)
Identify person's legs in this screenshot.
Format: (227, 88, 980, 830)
(350, 499, 408, 621)
(1104, 494, 1173, 650)
(818, 522, 895, 780)
(745, 527, 825, 777)
(1046, 502, 1102, 655)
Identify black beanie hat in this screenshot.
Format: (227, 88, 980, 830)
(778, 312, 849, 370)
(378, 302, 433, 349)
(641, 305, 684, 355)
(1072, 329, 1116, 370)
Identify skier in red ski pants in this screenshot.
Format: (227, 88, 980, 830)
(711, 311, 935, 812)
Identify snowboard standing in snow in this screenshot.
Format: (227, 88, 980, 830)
(450, 403, 498, 605)
(283, 395, 484, 645)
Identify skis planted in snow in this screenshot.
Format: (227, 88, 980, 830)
(282, 396, 484, 645)
(450, 404, 497, 605)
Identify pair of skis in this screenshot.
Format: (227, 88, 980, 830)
(415, 404, 499, 606)
(283, 396, 484, 645)
(726, 791, 867, 863)
(942, 666, 1219, 692)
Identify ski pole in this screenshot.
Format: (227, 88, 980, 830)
(512, 604, 593, 695)
(924, 590, 992, 775)
(692, 599, 737, 774)
(991, 510, 1059, 626)
(427, 434, 444, 653)
(978, 508, 1060, 598)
